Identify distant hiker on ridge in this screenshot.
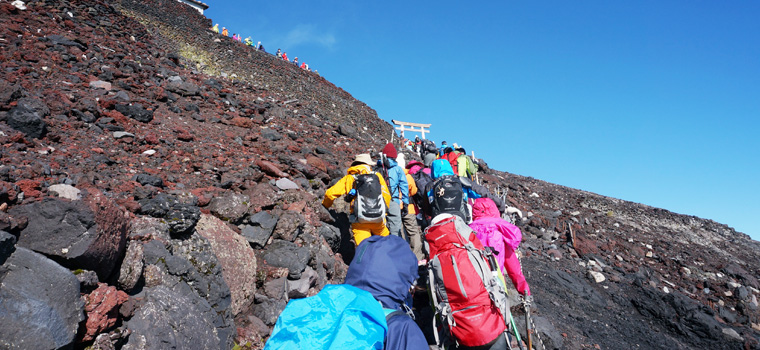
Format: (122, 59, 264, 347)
(211, 23, 219, 33)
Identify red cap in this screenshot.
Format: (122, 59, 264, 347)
(382, 142, 398, 159)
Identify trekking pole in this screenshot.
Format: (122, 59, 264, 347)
(509, 313, 526, 350)
(525, 300, 533, 349)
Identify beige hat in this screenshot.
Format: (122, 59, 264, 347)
(351, 153, 373, 166)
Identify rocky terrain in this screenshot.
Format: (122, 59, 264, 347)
(0, 0, 758, 349)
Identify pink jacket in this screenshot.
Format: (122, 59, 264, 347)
(469, 198, 530, 296)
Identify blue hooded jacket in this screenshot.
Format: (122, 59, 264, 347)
(379, 157, 409, 205)
(345, 235, 428, 350)
(428, 159, 481, 201)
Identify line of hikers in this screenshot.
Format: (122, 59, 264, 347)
(266, 141, 535, 349)
(210, 23, 320, 75)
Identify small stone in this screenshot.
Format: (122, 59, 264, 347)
(143, 150, 156, 155)
(663, 287, 670, 294)
(113, 131, 134, 139)
(89, 80, 112, 90)
(721, 328, 743, 341)
(48, 184, 81, 200)
(588, 271, 606, 283)
(645, 251, 653, 258)
(275, 178, 299, 190)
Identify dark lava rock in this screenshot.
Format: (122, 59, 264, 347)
(261, 128, 282, 141)
(241, 211, 278, 248)
(124, 284, 225, 350)
(271, 211, 306, 242)
(318, 224, 341, 253)
(253, 298, 287, 326)
(10, 196, 128, 280)
(263, 240, 311, 279)
(46, 34, 87, 50)
(7, 104, 47, 139)
(337, 124, 356, 137)
(138, 193, 178, 217)
(166, 203, 201, 236)
(632, 287, 724, 341)
(0, 230, 16, 266)
(115, 103, 153, 123)
(0, 247, 84, 349)
(207, 191, 250, 224)
(132, 173, 164, 187)
(167, 80, 200, 96)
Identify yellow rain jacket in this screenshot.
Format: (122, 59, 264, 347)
(322, 163, 391, 244)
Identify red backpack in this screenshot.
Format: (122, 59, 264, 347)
(425, 215, 510, 348)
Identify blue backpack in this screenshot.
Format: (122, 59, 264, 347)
(264, 284, 390, 350)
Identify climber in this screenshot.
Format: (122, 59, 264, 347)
(377, 143, 409, 238)
(397, 154, 425, 261)
(276, 48, 282, 59)
(425, 159, 480, 223)
(211, 23, 219, 33)
(293, 57, 299, 66)
(469, 197, 531, 297)
(221, 27, 228, 37)
(282, 52, 289, 61)
(344, 235, 428, 350)
(244, 36, 253, 46)
(322, 154, 391, 245)
(438, 140, 448, 157)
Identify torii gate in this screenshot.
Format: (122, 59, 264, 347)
(391, 119, 431, 140)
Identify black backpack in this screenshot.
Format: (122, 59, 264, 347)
(412, 171, 433, 220)
(430, 175, 468, 221)
(423, 139, 438, 154)
(352, 173, 386, 223)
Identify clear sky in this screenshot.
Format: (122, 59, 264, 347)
(203, 1, 760, 241)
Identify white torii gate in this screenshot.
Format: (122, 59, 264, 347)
(391, 119, 431, 140)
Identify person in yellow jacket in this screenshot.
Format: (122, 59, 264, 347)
(322, 154, 392, 245)
(397, 154, 425, 261)
(211, 23, 219, 33)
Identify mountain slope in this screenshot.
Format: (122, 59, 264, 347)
(0, 0, 758, 349)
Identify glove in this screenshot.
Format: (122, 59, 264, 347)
(401, 205, 408, 217)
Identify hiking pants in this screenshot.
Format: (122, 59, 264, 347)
(351, 222, 389, 246)
(402, 212, 425, 260)
(386, 201, 404, 238)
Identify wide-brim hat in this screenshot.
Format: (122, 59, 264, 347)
(351, 153, 373, 166)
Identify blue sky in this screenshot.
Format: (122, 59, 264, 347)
(204, 1, 760, 240)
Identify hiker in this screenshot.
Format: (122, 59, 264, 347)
(322, 153, 391, 245)
(426, 159, 480, 223)
(442, 146, 460, 178)
(345, 235, 428, 350)
(421, 138, 438, 167)
(469, 198, 531, 297)
(438, 141, 448, 157)
(211, 23, 219, 33)
(221, 27, 228, 37)
(265, 236, 425, 350)
(455, 146, 478, 180)
(244, 36, 253, 46)
(282, 52, 289, 61)
(258, 42, 265, 52)
(300, 62, 307, 69)
(378, 143, 409, 238)
(407, 160, 433, 229)
(425, 214, 512, 350)
(276, 48, 282, 59)
(397, 154, 425, 261)
(293, 57, 299, 66)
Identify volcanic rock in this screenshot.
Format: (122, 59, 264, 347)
(10, 195, 128, 279)
(7, 104, 47, 139)
(0, 247, 84, 349)
(195, 214, 257, 315)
